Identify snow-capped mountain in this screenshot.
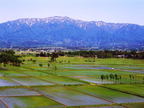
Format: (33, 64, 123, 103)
(0, 16, 144, 50)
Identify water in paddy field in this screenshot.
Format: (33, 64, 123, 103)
(65, 65, 144, 73)
(0, 101, 6, 108)
(65, 66, 114, 70)
(0, 78, 20, 87)
(0, 88, 40, 96)
(12, 77, 54, 86)
(81, 79, 114, 84)
(34, 86, 111, 106)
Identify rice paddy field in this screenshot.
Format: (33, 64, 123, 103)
(0, 56, 144, 108)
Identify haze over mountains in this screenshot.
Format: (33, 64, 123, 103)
(0, 16, 144, 50)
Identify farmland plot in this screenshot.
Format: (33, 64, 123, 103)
(71, 85, 144, 104)
(80, 78, 113, 84)
(40, 76, 85, 85)
(111, 66, 144, 70)
(71, 76, 114, 84)
(0, 77, 21, 87)
(104, 84, 144, 97)
(0, 71, 27, 77)
(60, 67, 133, 76)
(11, 77, 54, 86)
(34, 86, 111, 106)
(23, 71, 49, 76)
(57, 70, 113, 76)
(0, 101, 6, 108)
(0, 96, 63, 108)
(65, 66, 114, 70)
(0, 87, 40, 96)
(71, 74, 144, 84)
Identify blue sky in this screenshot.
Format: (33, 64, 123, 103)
(0, 0, 144, 25)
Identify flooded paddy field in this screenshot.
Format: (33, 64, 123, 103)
(63, 63, 144, 85)
(64, 64, 144, 74)
(70, 85, 144, 104)
(40, 75, 85, 85)
(0, 57, 144, 107)
(0, 96, 63, 108)
(23, 71, 49, 76)
(33, 86, 111, 106)
(0, 77, 21, 87)
(70, 73, 144, 85)
(11, 77, 54, 86)
(0, 87, 40, 96)
(0, 71, 27, 77)
(0, 101, 7, 108)
(71, 76, 114, 84)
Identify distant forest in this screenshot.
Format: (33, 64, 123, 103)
(36, 50, 144, 59)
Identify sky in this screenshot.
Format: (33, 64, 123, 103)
(0, 0, 144, 25)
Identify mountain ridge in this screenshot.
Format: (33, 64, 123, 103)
(0, 16, 144, 50)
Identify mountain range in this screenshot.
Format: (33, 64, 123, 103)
(0, 16, 144, 50)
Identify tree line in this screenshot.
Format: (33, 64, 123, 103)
(36, 50, 144, 59)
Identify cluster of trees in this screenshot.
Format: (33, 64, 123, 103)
(101, 74, 144, 84)
(36, 50, 144, 59)
(36, 52, 51, 57)
(129, 74, 135, 80)
(36, 51, 64, 57)
(36, 52, 60, 62)
(100, 74, 137, 81)
(100, 74, 121, 81)
(66, 50, 144, 59)
(0, 50, 22, 67)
